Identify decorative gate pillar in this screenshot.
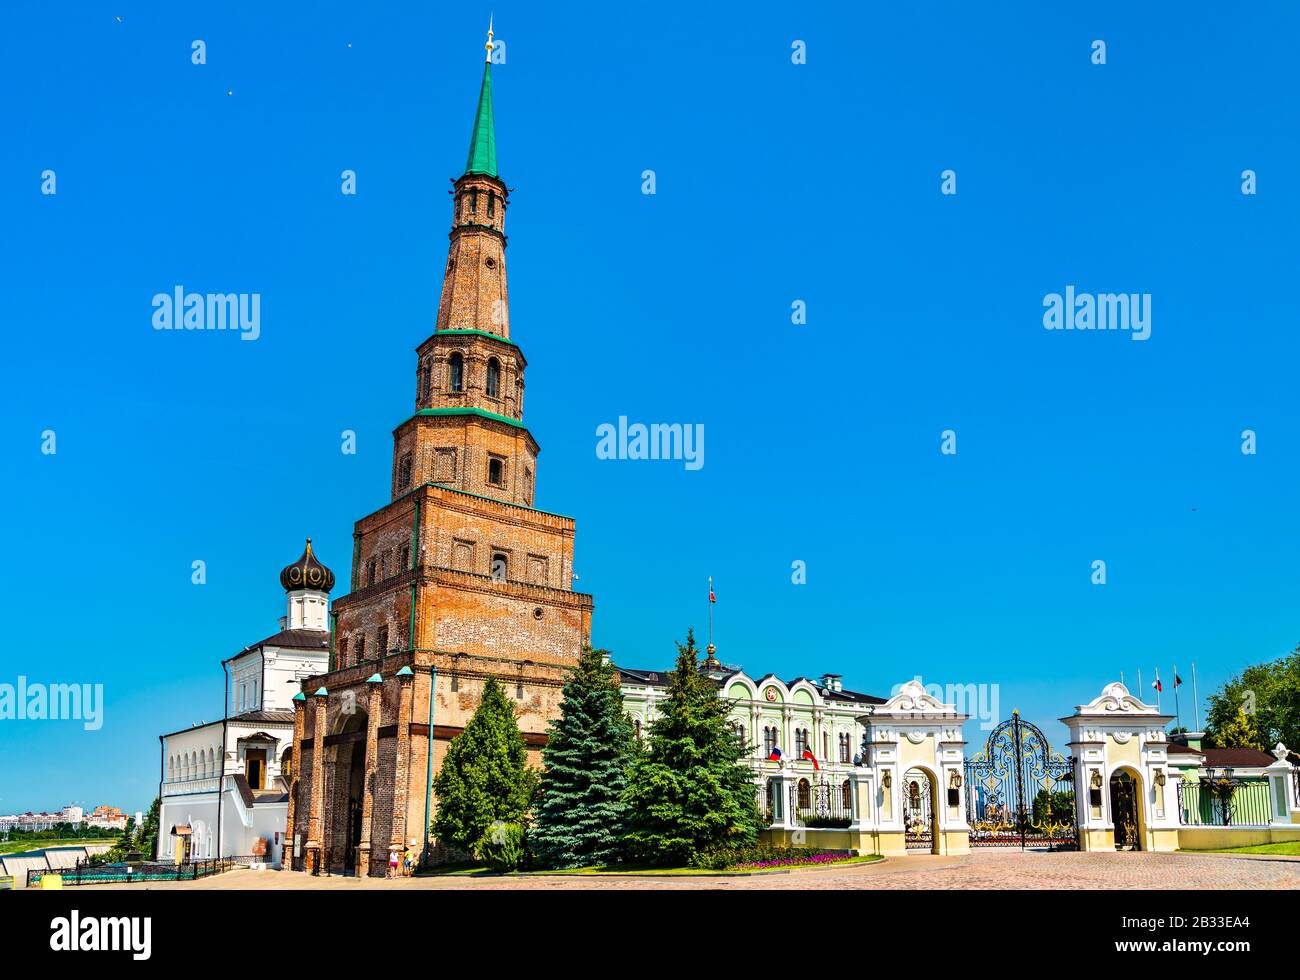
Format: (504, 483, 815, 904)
(1062, 682, 1181, 852)
(357, 673, 384, 877)
(304, 686, 329, 874)
(1264, 744, 1298, 827)
(856, 680, 970, 856)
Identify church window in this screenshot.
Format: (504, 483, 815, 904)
(355, 633, 366, 661)
(378, 625, 389, 656)
(491, 551, 508, 582)
(449, 353, 464, 392)
(421, 360, 432, 400)
(450, 676, 459, 692)
(487, 190, 495, 217)
(398, 452, 413, 490)
(486, 358, 501, 398)
(470, 189, 478, 213)
(338, 636, 348, 666)
(516, 682, 524, 700)
(524, 467, 533, 505)
(399, 543, 410, 570)
(487, 456, 504, 487)
(367, 559, 377, 586)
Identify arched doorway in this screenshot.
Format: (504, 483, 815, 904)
(903, 767, 938, 853)
(1109, 768, 1143, 851)
(326, 709, 368, 874)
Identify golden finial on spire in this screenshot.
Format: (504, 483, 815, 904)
(485, 14, 494, 62)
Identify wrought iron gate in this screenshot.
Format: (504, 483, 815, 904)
(964, 711, 1077, 850)
(902, 769, 933, 849)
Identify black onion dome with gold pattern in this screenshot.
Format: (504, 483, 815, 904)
(279, 538, 335, 593)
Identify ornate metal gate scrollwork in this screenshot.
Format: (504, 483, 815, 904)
(902, 769, 933, 849)
(964, 711, 1077, 850)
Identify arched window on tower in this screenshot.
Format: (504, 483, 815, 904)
(486, 358, 501, 399)
(449, 353, 464, 392)
(421, 360, 432, 401)
(487, 190, 496, 217)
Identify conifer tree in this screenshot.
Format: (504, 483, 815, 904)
(530, 645, 634, 868)
(621, 628, 761, 865)
(432, 677, 536, 855)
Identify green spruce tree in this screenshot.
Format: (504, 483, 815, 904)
(621, 628, 761, 865)
(530, 646, 634, 869)
(432, 677, 536, 855)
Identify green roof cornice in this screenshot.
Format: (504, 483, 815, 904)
(432, 329, 517, 347)
(464, 61, 498, 178)
(412, 406, 527, 430)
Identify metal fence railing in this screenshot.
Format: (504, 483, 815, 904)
(1178, 776, 1274, 827)
(27, 858, 236, 887)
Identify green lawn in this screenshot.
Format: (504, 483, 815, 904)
(0, 838, 111, 856)
(1193, 841, 1300, 856)
(420, 854, 884, 877)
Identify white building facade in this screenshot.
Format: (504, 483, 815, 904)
(156, 540, 333, 867)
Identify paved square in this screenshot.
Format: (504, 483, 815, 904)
(69, 849, 1300, 890)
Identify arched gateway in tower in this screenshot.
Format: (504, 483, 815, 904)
(286, 33, 594, 876)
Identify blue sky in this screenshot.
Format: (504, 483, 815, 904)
(3, 2, 1298, 813)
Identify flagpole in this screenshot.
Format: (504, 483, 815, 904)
(1172, 664, 1182, 729)
(1153, 668, 1161, 712)
(707, 576, 713, 653)
(1137, 669, 1142, 693)
(1192, 662, 1200, 731)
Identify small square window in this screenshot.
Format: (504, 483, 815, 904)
(487, 457, 504, 487)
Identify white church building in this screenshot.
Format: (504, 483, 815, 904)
(156, 540, 334, 866)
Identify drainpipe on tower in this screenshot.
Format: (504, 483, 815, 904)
(422, 666, 438, 867)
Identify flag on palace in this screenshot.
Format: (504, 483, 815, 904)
(1152, 678, 1163, 693)
(768, 747, 782, 762)
(801, 748, 820, 771)
(1173, 674, 1183, 687)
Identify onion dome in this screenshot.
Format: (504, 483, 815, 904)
(279, 538, 336, 593)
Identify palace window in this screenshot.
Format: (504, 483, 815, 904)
(486, 358, 501, 398)
(449, 353, 464, 392)
(377, 625, 389, 656)
(794, 728, 809, 757)
(839, 732, 851, 763)
(763, 726, 777, 757)
(823, 731, 829, 761)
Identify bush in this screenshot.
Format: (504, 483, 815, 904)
(475, 822, 525, 873)
(688, 843, 854, 871)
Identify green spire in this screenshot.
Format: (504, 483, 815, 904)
(464, 61, 498, 178)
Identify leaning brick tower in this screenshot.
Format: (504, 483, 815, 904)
(288, 28, 594, 876)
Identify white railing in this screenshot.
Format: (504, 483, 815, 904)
(161, 777, 221, 796)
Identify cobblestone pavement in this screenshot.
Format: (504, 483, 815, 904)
(67, 848, 1300, 890)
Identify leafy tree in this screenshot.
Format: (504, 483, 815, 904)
(135, 798, 160, 860)
(621, 628, 762, 866)
(432, 677, 536, 856)
(1210, 706, 1265, 752)
(1031, 789, 1075, 826)
(1205, 646, 1300, 753)
(530, 645, 634, 868)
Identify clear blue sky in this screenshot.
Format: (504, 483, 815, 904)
(3, 2, 1298, 813)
